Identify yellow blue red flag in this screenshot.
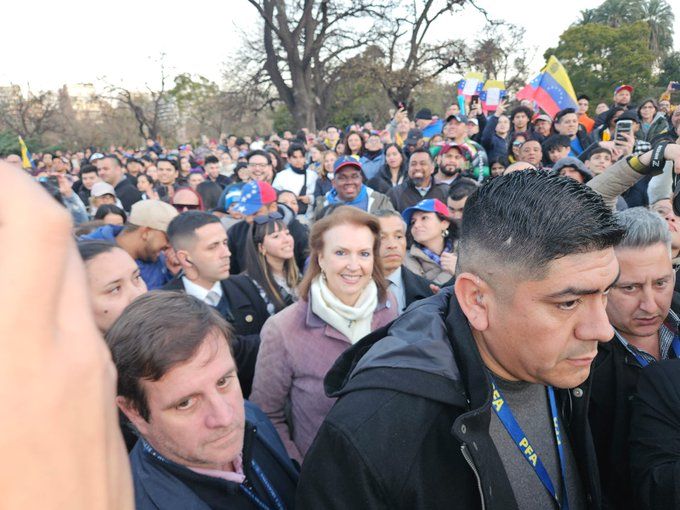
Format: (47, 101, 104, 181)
(516, 56, 578, 117)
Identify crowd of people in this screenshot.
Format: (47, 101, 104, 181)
(4, 78, 680, 509)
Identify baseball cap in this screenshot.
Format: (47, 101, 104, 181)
(617, 110, 640, 123)
(333, 155, 363, 175)
(128, 200, 178, 232)
(614, 84, 634, 95)
(90, 152, 105, 162)
(445, 113, 469, 123)
(402, 198, 451, 226)
(415, 108, 433, 120)
(532, 114, 552, 124)
(233, 181, 277, 216)
(440, 142, 472, 160)
(467, 118, 479, 126)
(90, 182, 116, 198)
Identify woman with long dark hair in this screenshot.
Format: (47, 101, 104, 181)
(343, 131, 365, 158)
(366, 143, 407, 194)
(244, 212, 300, 315)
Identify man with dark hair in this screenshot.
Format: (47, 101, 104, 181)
(297, 170, 625, 509)
(435, 143, 471, 185)
(80, 200, 178, 290)
(446, 177, 478, 226)
(509, 105, 533, 134)
(156, 157, 180, 200)
(375, 209, 434, 314)
(387, 148, 449, 212)
(246, 150, 274, 183)
(578, 94, 595, 134)
(554, 108, 592, 157)
(98, 154, 142, 211)
(77, 164, 100, 206)
(517, 138, 544, 168)
(543, 134, 572, 166)
(108, 291, 298, 510)
(164, 212, 269, 397)
(204, 155, 231, 189)
(589, 208, 680, 510)
(272, 143, 317, 216)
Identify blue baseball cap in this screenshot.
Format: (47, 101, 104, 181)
(402, 198, 451, 226)
(333, 155, 363, 175)
(233, 181, 277, 216)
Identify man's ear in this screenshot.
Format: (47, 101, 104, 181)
(454, 272, 490, 332)
(175, 249, 198, 279)
(116, 396, 150, 438)
(139, 226, 150, 241)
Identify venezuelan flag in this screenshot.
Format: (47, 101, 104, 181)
(18, 136, 34, 170)
(516, 56, 578, 117)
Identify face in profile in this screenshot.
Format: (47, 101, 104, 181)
(85, 247, 147, 332)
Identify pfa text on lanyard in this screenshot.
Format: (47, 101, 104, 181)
(491, 378, 570, 510)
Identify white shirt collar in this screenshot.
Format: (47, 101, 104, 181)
(386, 267, 404, 289)
(182, 277, 223, 305)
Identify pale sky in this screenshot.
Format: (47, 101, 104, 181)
(2, 0, 678, 92)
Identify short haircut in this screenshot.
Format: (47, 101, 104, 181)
(616, 207, 671, 253)
(448, 178, 479, 201)
(554, 108, 577, 124)
(77, 240, 119, 263)
(204, 155, 219, 165)
(373, 208, 407, 229)
(587, 146, 612, 160)
(287, 143, 305, 158)
(103, 154, 123, 167)
(80, 164, 98, 176)
(510, 106, 534, 121)
(408, 147, 433, 163)
(167, 211, 221, 250)
(577, 94, 590, 101)
(157, 156, 178, 171)
(106, 291, 233, 421)
(246, 149, 272, 165)
(542, 135, 572, 152)
(457, 171, 625, 283)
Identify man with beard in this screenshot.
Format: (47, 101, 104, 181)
(387, 148, 449, 212)
(108, 292, 298, 510)
(435, 143, 473, 185)
(446, 177, 478, 227)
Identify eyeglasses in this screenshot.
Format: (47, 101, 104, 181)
(173, 203, 200, 212)
(253, 212, 283, 224)
(248, 162, 270, 169)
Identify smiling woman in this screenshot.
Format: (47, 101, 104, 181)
(250, 206, 397, 463)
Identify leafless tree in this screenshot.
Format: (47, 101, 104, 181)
(0, 87, 59, 139)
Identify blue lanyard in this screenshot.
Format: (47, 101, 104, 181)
(491, 380, 569, 510)
(239, 459, 286, 510)
(631, 333, 680, 368)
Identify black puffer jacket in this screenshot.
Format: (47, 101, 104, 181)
(296, 289, 602, 510)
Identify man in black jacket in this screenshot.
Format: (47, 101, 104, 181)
(590, 207, 680, 510)
(163, 211, 269, 397)
(298, 171, 624, 509)
(375, 209, 434, 313)
(387, 148, 449, 212)
(98, 154, 142, 211)
(108, 292, 298, 510)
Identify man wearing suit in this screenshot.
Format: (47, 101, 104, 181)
(375, 210, 434, 313)
(163, 211, 269, 397)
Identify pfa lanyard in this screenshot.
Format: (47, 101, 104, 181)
(491, 380, 569, 510)
(240, 459, 286, 510)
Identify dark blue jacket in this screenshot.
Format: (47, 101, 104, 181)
(79, 225, 171, 290)
(130, 401, 298, 509)
(480, 115, 508, 162)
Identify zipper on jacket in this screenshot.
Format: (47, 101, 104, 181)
(461, 443, 486, 510)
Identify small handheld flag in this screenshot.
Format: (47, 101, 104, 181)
(18, 136, 34, 170)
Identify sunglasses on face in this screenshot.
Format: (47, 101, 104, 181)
(173, 203, 200, 212)
(253, 212, 283, 225)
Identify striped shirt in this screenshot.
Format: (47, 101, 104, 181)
(615, 308, 680, 365)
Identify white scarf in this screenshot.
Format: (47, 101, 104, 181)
(310, 275, 378, 343)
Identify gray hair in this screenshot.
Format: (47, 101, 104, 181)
(616, 207, 672, 253)
(373, 209, 407, 230)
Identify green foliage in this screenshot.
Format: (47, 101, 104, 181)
(545, 21, 655, 104)
(657, 51, 680, 87)
(271, 104, 295, 134)
(0, 131, 44, 157)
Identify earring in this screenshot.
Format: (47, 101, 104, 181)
(321, 269, 327, 280)
(442, 229, 449, 238)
